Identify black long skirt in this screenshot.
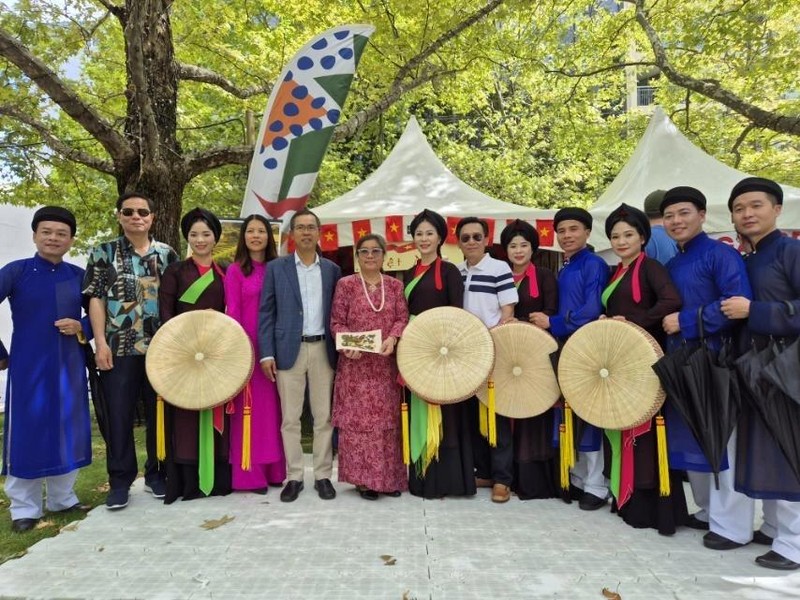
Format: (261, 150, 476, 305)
(513, 410, 559, 500)
(603, 426, 688, 535)
(408, 397, 476, 498)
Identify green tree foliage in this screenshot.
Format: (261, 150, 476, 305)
(0, 0, 797, 248)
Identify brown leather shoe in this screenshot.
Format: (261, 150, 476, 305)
(475, 477, 494, 488)
(491, 483, 511, 503)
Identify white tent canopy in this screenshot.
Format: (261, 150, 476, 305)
(589, 107, 800, 253)
(315, 117, 556, 247)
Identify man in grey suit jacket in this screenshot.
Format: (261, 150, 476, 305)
(258, 209, 341, 502)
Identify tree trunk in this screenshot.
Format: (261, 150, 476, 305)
(119, 0, 185, 251)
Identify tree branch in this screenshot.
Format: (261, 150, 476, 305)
(0, 104, 116, 173)
(730, 123, 755, 169)
(627, 0, 800, 136)
(176, 62, 272, 98)
(335, 0, 505, 141)
(0, 26, 132, 161)
(94, 0, 126, 23)
(544, 61, 656, 78)
(183, 145, 253, 180)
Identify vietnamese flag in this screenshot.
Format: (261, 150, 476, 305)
(385, 215, 404, 242)
(446, 216, 460, 244)
(319, 223, 339, 251)
(352, 219, 371, 242)
(484, 218, 495, 245)
(537, 219, 555, 247)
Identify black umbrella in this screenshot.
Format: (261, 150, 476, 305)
(736, 342, 800, 482)
(653, 331, 739, 488)
(83, 344, 111, 446)
(761, 337, 800, 406)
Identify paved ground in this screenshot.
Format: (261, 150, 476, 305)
(1, 459, 799, 600)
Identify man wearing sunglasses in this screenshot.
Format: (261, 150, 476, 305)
(456, 217, 518, 503)
(83, 192, 179, 510)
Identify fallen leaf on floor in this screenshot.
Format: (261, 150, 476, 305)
(192, 573, 210, 588)
(95, 482, 110, 493)
(200, 515, 235, 530)
(97, 546, 105, 552)
(602, 588, 622, 600)
(35, 519, 54, 530)
(380, 554, 397, 566)
(60, 522, 79, 532)
(402, 590, 411, 599)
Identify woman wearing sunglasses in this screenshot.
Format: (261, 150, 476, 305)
(330, 234, 409, 500)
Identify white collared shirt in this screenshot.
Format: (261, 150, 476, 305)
(294, 252, 325, 336)
(458, 254, 517, 327)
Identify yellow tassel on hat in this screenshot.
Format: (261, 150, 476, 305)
(564, 402, 575, 468)
(156, 395, 166, 461)
(487, 379, 497, 448)
(479, 401, 488, 439)
(559, 424, 569, 490)
(656, 415, 671, 496)
(241, 384, 252, 471)
(401, 402, 410, 465)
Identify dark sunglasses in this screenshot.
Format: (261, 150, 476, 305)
(120, 208, 152, 217)
(459, 233, 484, 243)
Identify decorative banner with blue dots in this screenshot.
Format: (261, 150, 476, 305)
(240, 24, 375, 230)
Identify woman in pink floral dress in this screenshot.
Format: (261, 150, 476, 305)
(331, 234, 409, 499)
(224, 215, 286, 493)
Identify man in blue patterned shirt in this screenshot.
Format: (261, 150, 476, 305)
(83, 193, 178, 510)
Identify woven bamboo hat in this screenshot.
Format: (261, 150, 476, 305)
(477, 322, 560, 418)
(557, 319, 665, 429)
(397, 306, 494, 404)
(146, 311, 254, 410)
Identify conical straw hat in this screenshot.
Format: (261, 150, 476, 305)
(146, 311, 254, 410)
(558, 319, 665, 429)
(397, 306, 494, 404)
(477, 322, 560, 418)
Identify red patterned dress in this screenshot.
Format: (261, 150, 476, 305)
(331, 274, 409, 492)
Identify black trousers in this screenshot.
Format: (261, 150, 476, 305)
(100, 355, 163, 490)
(468, 397, 514, 486)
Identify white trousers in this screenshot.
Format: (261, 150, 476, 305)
(761, 500, 800, 563)
(688, 429, 755, 544)
(570, 450, 608, 499)
(5, 471, 79, 520)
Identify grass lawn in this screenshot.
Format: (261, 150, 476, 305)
(0, 412, 147, 565)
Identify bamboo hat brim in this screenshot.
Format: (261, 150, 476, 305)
(477, 322, 560, 418)
(557, 319, 665, 429)
(145, 310, 254, 410)
(397, 306, 494, 405)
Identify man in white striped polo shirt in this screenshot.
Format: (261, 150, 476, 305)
(457, 217, 518, 503)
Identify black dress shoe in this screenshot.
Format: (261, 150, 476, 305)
(752, 530, 773, 546)
(54, 502, 92, 513)
(11, 518, 39, 533)
(756, 550, 800, 571)
(314, 478, 336, 500)
(280, 480, 304, 503)
(578, 492, 608, 511)
(703, 531, 747, 550)
(383, 491, 401, 497)
(684, 514, 710, 530)
(358, 488, 379, 500)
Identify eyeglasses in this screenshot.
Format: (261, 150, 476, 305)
(293, 224, 318, 232)
(459, 233, 484, 243)
(357, 248, 384, 257)
(120, 208, 152, 218)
